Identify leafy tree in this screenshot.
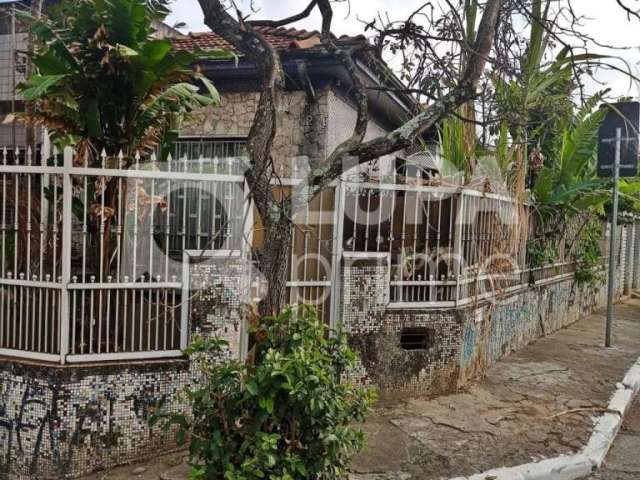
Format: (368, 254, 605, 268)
(15, 0, 227, 162)
(160, 306, 374, 480)
(574, 217, 604, 286)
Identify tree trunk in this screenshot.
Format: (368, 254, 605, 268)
(258, 217, 292, 316)
(197, 0, 503, 317)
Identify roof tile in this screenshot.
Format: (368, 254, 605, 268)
(173, 25, 364, 53)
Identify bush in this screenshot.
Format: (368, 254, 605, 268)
(574, 218, 604, 286)
(164, 305, 374, 480)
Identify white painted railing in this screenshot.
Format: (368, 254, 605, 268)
(338, 176, 592, 309)
(0, 145, 248, 363)
(0, 141, 633, 364)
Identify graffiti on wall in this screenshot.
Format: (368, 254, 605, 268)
(0, 369, 189, 479)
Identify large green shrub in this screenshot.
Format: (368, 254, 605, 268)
(162, 306, 374, 480)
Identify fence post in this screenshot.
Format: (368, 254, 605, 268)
(626, 219, 635, 294)
(620, 223, 628, 295)
(240, 180, 253, 360)
(454, 191, 465, 306)
(329, 180, 346, 330)
(631, 216, 640, 290)
(180, 251, 190, 351)
(59, 147, 73, 364)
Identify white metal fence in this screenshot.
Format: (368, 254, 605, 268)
(339, 178, 531, 308)
(0, 145, 248, 363)
(0, 141, 628, 364)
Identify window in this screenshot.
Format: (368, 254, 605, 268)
(171, 137, 247, 175)
(156, 138, 248, 259)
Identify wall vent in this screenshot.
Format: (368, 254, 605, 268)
(400, 327, 432, 351)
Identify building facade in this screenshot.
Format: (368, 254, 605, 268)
(0, 24, 636, 480)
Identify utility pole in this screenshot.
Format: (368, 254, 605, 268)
(605, 128, 621, 348)
(597, 102, 640, 348)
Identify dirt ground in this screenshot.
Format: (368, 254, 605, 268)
(82, 300, 640, 480)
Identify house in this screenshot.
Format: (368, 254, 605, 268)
(0, 20, 631, 480)
(0, 1, 35, 146)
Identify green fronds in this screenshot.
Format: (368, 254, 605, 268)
(439, 116, 471, 182)
(16, 0, 230, 159)
(533, 103, 608, 219)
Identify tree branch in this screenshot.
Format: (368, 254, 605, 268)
(248, 1, 318, 28)
(306, 0, 503, 194)
(616, 0, 640, 21)
(197, 0, 284, 223)
(315, 0, 370, 169)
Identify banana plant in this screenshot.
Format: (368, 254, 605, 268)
(14, 0, 231, 282)
(15, 0, 230, 163)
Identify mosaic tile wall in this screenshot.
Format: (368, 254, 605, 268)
(342, 255, 462, 396)
(341, 255, 613, 398)
(0, 257, 248, 479)
(0, 361, 195, 479)
(189, 255, 250, 359)
(341, 256, 389, 335)
(458, 279, 609, 384)
(347, 309, 464, 396)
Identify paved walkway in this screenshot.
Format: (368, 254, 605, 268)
(83, 300, 640, 480)
(350, 300, 640, 479)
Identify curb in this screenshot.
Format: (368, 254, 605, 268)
(447, 356, 640, 480)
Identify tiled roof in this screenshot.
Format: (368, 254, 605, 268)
(173, 25, 365, 53)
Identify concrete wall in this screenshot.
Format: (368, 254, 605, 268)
(326, 91, 396, 177)
(180, 89, 398, 179)
(341, 253, 613, 399)
(181, 90, 329, 177)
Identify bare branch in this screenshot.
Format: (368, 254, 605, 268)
(315, 0, 369, 167)
(306, 0, 502, 195)
(616, 0, 640, 21)
(248, 1, 318, 28)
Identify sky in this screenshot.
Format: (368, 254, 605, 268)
(166, 0, 640, 98)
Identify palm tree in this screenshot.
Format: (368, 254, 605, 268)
(532, 94, 610, 226)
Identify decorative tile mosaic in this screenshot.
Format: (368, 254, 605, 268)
(188, 256, 249, 359)
(0, 254, 249, 479)
(342, 260, 611, 398)
(341, 256, 389, 335)
(0, 362, 195, 479)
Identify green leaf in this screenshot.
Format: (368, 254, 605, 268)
(32, 52, 75, 76)
(141, 39, 172, 64)
(265, 397, 274, 414)
(117, 44, 140, 57)
(20, 74, 69, 101)
(246, 381, 258, 395)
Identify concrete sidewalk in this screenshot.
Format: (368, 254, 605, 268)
(83, 300, 640, 480)
(351, 299, 640, 479)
